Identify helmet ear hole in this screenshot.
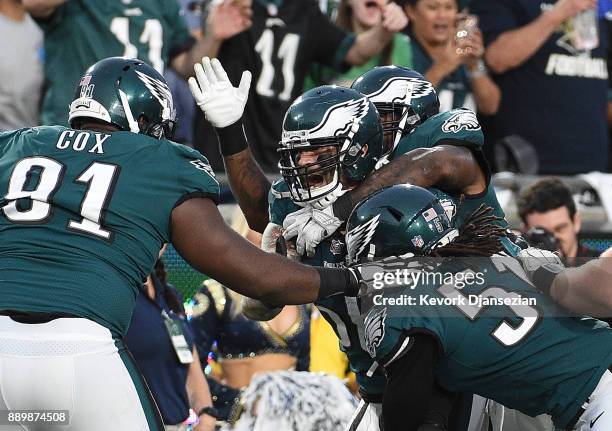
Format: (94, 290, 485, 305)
(386, 206, 403, 222)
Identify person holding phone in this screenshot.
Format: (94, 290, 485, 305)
(400, 0, 500, 115)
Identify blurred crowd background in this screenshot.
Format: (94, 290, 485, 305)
(2, 0, 612, 429)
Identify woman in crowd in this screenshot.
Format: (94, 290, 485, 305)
(189, 210, 311, 422)
(306, 0, 411, 88)
(401, 0, 500, 114)
(125, 253, 216, 431)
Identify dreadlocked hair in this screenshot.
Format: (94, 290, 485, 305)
(430, 204, 507, 257)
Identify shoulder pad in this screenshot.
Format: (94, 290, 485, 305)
(270, 178, 293, 199)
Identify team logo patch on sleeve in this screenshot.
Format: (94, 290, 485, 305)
(364, 307, 387, 358)
(441, 110, 481, 133)
(190, 159, 216, 179)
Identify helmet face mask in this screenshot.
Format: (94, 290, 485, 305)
(351, 66, 439, 159)
(279, 140, 343, 202)
(139, 116, 177, 140)
(376, 102, 419, 156)
(278, 86, 384, 205)
(69, 57, 177, 140)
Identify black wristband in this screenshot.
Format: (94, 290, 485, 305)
(316, 267, 362, 300)
(214, 121, 248, 157)
(332, 193, 353, 221)
(532, 264, 563, 296)
(316, 267, 351, 300)
(198, 406, 220, 420)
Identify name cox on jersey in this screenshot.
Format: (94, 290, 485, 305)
(55, 130, 110, 154)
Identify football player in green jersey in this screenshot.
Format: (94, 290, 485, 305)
(188, 58, 521, 429)
(345, 184, 612, 431)
(191, 59, 501, 431)
(0, 57, 363, 431)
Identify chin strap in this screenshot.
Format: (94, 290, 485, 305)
(118, 89, 140, 133)
(308, 185, 347, 211)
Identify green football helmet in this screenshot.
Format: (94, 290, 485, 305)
(351, 66, 439, 160)
(278, 85, 384, 205)
(346, 185, 458, 263)
(69, 57, 177, 140)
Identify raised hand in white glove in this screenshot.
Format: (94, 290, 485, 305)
(517, 247, 565, 293)
(283, 206, 342, 257)
(188, 57, 251, 128)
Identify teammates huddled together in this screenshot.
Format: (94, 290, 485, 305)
(190, 56, 612, 431)
(1, 52, 612, 431)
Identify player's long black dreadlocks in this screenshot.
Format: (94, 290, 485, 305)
(430, 204, 507, 257)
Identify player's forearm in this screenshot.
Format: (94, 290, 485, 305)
(22, 0, 67, 18)
(549, 258, 612, 317)
(485, 11, 561, 74)
(345, 24, 393, 66)
(172, 198, 355, 305)
(334, 146, 481, 220)
(334, 148, 444, 220)
(216, 123, 270, 233)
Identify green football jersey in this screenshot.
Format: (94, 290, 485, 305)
(37, 0, 193, 126)
(393, 108, 507, 228)
(0, 126, 218, 335)
(268, 179, 387, 397)
(269, 179, 463, 399)
(363, 257, 612, 429)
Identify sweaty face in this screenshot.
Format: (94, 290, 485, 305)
(294, 146, 338, 190)
(407, 0, 458, 45)
(524, 206, 580, 258)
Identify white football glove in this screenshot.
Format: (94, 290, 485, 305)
(188, 57, 252, 128)
(517, 247, 565, 291)
(261, 222, 284, 254)
(283, 206, 342, 257)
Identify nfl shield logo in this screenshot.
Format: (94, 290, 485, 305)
(411, 235, 425, 248)
(329, 239, 344, 255)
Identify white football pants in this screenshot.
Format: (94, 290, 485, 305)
(0, 316, 163, 431)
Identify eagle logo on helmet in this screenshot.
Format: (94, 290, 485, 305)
(441, 109, 481, 133)
(135, 70, 175, 121)
(364, 307, 387, 358)
(346, 214, 381, 263)
(366, 77, 434, 105)
(282, 97, 370, 145)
